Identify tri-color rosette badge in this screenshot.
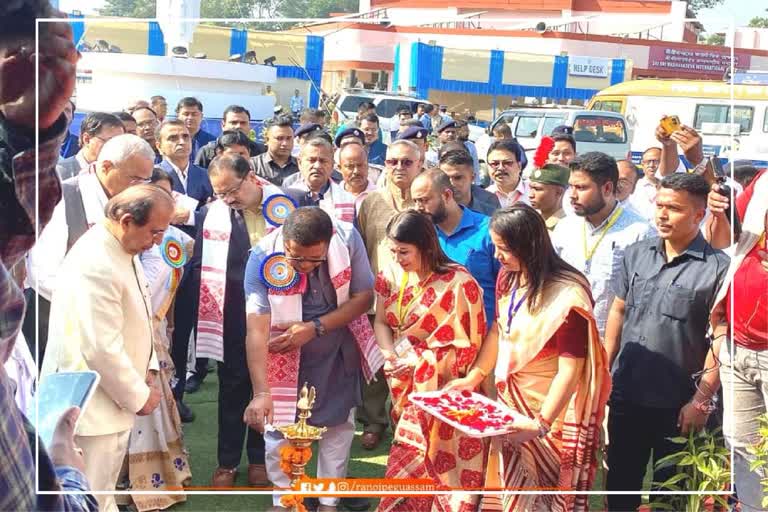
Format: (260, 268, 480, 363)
(262, 194, 298, 227)
(161, 237, 187, 268)
(259, 252, 299, 290)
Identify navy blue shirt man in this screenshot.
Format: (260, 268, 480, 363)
(411, 168, 499, 326)
(439, 148, 500, 216)
(175, 97, 216, 165)
(603, 173, 729, 511)
(359, 113, 387, 166)
(155, 118, 214, 422)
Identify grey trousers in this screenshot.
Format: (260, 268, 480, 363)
(720, 341, 768, 512)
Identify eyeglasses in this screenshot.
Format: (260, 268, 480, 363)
(284, 255, 327, 263)
(487, 159, 518, 168)
(284, 247, 326, 264)
(213, 175, 247, 199)
(385, 158, 415, 167)
(128, 176, 152, 185)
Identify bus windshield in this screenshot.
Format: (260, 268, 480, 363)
(572, 116, 627, 143)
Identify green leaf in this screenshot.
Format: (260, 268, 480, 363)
(713, 495, 730, 509)
(655, 452, 685, 470)
(679, 455, 695, 466)
(658, 473, 690, 488)
(651, 480, 683, 492)
(667, 436, 689, 444)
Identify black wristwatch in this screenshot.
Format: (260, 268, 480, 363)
(312, 318, 327, 337)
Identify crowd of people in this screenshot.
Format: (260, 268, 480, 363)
(1, 3, 767, 512)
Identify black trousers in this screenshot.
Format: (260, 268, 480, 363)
(170, 275, 198, 400)
(217, 357, 265, 468)
(21, 288, 50, 370)
(193, 356, 209, 378)
(605, 401, 681, 511)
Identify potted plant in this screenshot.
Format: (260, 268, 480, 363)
(648, 428, 731, 511)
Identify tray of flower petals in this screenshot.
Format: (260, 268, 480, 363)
(409, 390, 524, 438)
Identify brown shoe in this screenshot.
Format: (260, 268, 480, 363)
(211, 467, 238, 488)
(248, 463, 269, 487)
(360, 431, 382, 450)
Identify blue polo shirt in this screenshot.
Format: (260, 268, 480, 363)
(436, 207, 500, 327)
(367, 139, 387, 166)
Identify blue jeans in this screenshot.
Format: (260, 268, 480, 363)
(720, 341, 768, 512)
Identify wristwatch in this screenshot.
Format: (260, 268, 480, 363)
(312, 318, 327, 337)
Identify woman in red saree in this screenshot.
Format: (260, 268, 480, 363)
(447, 205, 610, 512)
(373, 210, 487, 512)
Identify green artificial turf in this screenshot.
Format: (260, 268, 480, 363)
(173, 372, 390, 511)
(172, 373, 634, 511)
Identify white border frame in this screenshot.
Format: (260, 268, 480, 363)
(34, 13, 738, 499)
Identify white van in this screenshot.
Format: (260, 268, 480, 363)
(475, 107, 632, 163)
(333, 89, 430, 142)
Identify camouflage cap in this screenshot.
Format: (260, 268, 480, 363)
(529, 163, 570, 188)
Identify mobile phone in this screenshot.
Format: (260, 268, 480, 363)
(32, 371, 100, 449)
(660, 115, 681, 136)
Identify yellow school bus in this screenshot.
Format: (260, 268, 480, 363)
(588, 79, 768, 161)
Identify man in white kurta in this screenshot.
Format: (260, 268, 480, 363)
(25, 134, 156, 365)
(41, 185, 174, 512)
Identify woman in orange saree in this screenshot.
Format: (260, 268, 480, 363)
(447, 205, 610, 512)
(373, 210, 488, 512)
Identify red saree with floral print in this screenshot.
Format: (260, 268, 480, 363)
(375, 264, 488, 512)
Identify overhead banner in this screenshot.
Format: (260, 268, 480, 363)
(648, 47, 751, 75)
(568, 56, 610, 78)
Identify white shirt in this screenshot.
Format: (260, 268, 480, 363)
(166, 158, 190, 192)
(28, 173, 109, 301)
(487, 179, 530, 208)
(424, 149, 439, 168)
(163, 159, 196, 226)
(629, 177, 658, 221)
(75, 150, 91, 171)
(551, 202, 656, 338)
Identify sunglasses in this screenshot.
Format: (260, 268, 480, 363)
(487, 159, 518, 169)
(385, 158, 415, 167)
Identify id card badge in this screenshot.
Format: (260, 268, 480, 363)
(394, 336, 418, 366)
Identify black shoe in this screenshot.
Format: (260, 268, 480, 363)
(303, 497, 319, 511)
(185, 373, 204, 393)
(340, 497, 370, 511)
(177, 400, 195, 423)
